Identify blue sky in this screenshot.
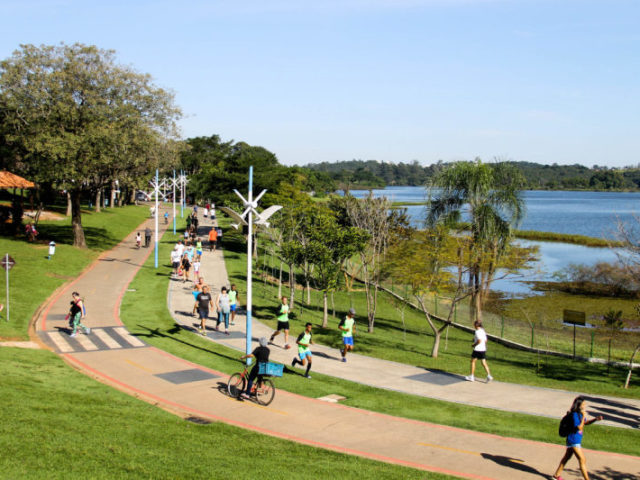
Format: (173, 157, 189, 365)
(1, 0, 639, 167)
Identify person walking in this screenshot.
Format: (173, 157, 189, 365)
(228, 284, 239, 325)
(239, 337, 271, 400)
(170, 246, 181, 278)
(194, 285, 213, 336)
(164, 211, 169, 224)
(181, 252, 191, 283)
(144, 227, 152, 248)
(67, 292, 90, 337)
(465, 320, 493, 382)
(338, 308, 356, 362)
(192, 255, 201, 283)
(552, 396, 603, 480)
(135, 232, 141, 249)
(208, 228, 217, 252)
(292, 322, 313, 378)
(216, 227, 222, 249)
(269, 296, 291, 349)
(215, 286, 231, 334)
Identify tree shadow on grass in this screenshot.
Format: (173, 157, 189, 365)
(36, 224, 122, 251)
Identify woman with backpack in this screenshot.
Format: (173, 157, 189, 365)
(552, 396, 603, 480)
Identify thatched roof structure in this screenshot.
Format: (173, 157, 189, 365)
(0, 171, 35, 189)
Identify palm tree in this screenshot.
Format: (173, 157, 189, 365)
(427, 159, 525, 323)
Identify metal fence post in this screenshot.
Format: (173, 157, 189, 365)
(434, 295, 438, 316)
(531, 324, 535, 348)
(590, 330, 595, 358)
(501, 315, 504, 338)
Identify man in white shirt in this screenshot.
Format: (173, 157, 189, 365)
(170, 247, 182, 277)
(465, 320, 493, 383)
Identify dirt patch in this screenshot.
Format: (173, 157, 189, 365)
(23, 210, 66, 221)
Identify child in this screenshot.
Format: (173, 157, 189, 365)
(192, 255, 201, 282)
(136, 232, 141, 249)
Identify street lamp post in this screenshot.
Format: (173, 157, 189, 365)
(220, 167, 282, 363)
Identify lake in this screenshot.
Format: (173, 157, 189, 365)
(348, 187, 639, 295)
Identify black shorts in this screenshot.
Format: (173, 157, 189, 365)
(276, 321, 290, 331)
(198, 309, 209, 320)
(172, 261, 179, 269)
(471, 350, 486, 360)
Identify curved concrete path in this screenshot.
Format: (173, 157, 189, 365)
(34, 209, 640, 480)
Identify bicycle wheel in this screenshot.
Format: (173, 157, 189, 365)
(227, 373, 245, 398)
(255, 378, 275, 406)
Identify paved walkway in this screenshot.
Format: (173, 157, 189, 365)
(34, 208, 640, 480)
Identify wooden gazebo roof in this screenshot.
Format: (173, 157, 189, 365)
(0, 171, 35, 189)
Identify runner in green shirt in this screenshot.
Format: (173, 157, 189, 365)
(269, 296, 291, 349)
(339, 308, 356, 362)
(292, 322, 313, 378)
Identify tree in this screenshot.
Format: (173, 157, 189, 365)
(343, 193, 408, 333)
(0, 43, 181, 247)
(427, 159, 525, 324)
(601, 310, 625, 373)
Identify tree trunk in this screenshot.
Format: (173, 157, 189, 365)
(130, 188, 136, 205)
(95, 189, 101, 213)
(322, 291, 329, 328)
(66, 191, 72, 216)
(431, 330, 442, 358)
(278, 260, 283, 298)
(71, 190, 87, 248)
(289, 263, 295, 309)
(331, 291, 335, 319)
(624, 344, 640, 389)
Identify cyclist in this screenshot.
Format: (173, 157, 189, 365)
(292, 322, 313, 378)
(239, 337, 270, 400)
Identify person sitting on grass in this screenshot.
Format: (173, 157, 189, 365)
(239, 337, 270, 400)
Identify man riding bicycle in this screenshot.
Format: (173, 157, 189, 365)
(239, 337, 270, 400)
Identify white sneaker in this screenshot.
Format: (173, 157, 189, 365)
(85, 328, 91, 334)
(487, 375, 493, 382)
(465, 375, 474, 382)
(70, 333, 77, 338)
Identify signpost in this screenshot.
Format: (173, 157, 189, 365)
(563, 309, 586, 359)
(1, 254, 15, 322)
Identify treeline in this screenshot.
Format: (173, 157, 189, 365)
(304, 159, 640, 191)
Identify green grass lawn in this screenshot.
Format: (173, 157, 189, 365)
(0, 347, 446, 480)
(119, 221, 640, 457)
(0, 205, 150, 340)
(217, 221, 639, 400)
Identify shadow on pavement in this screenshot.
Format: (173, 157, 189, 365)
(591, 466, 640, 479)
(480, 453, 548, 478)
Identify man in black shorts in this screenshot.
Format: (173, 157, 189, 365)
(194, 286, 213, 335)
(269, 296, 291, 349)
(239, 337, 270, 399)
(465, 320, 493, 382)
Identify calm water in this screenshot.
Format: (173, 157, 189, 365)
(348, 187, 638, 295)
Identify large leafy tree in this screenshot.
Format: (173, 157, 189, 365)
(0, 43, 181, 247)
(427, 159, 526, 323)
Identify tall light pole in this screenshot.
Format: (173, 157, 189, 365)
(148, 170, 166, 268)
(172, 170, 177, 234)
(220, 167, 281, 363)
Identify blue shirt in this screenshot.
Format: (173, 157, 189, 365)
(566, 412, 583, 446)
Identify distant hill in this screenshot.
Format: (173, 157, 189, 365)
(303, 159, 640, 191)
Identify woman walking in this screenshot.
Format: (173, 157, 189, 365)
(67, 292, 90, 337)
(552, 396, 603, 480)
(215, 286, 231, 335)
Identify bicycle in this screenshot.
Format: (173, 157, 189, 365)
(227, 360, 282, 406)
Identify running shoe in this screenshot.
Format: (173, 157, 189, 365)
(487, 375, 493, 383)
(465, 375, 475, 382)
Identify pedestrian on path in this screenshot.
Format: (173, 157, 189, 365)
(552, 396, 603, 480)
(192, 255, 201, 283)
(191, 277, 208, 313)
(465, 320, 493, 383)
(203, 207, 209, 219)
(339, 308, 356, 362)
(269, 296, 291, 349)
(229, 284, 239, 325)
(170, 246, 181, 277)
(135, 232, 141, 249)
(216, 227, 222, 249)
(216, 286, 231, 334)
(194, 286, 213, 336)
(195, 238, 203, 258)
(239, 337, 270, 400)
(144, 227, 152, 248)
(292, 322, 313, 378)
(208, 228, 217, 252)
(181, 252, 191, 283)
(67, 292, 90, 337)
